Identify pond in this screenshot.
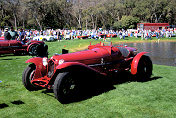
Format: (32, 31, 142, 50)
(116, 41, 176, 67)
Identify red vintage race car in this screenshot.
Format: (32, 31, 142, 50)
(0, 38, 48, 57)
(77, 35, 90, 39)
(106, 34, 117, 38)
(22, 42, 152, 103)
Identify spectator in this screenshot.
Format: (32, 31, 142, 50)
(130, 32, 133, 37)
(122, 31, 126, 40)
(57, 30, 61, 41)
(65, 32, 71, 40)
(134, 31, 138, 38)
(119, 31, 122, 39)
(9, 26, 18, 40)
(4, 28, 11, 40)
(148, 31, 152, 40)
(166, 30, 169, 38)
(169, 30, 172, 38)
(19, 28, 27, 44)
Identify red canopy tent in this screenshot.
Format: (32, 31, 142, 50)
(137, 23, 169, 31)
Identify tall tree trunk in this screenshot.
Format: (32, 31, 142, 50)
(91, 14, 94, 29)
(78, 13, 82, 29)
(86, 19, 87, 30)
(155, 14, 158, 23)
(34, 15, 42, 30)
(1, 7, 4, 17)
(23, 19, 25, 29)
(13, 13, 17, 30)
(95, 16, 97, 30)
(76, 13, 82, 29)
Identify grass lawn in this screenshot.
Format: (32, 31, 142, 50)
(0, 37, 176, 118)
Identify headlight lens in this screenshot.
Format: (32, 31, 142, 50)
(59, 59, 64, 65)
(42, 57, 48, 66)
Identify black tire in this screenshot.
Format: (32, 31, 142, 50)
(135, 55, 153, 81)
(28, 43, 48, 57)
(42, 38, 47, 41)
(28, 43, 39, 56)
(22, 64, 39, 91)
(53, 72, 81, 104)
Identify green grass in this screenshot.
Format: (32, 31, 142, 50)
(0, 38, 176, 118)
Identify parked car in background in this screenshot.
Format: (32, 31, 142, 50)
(33, 35, 57, 42)
(0, 38, 48, 57)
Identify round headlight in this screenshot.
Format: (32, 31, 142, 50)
(42, 57, 48, 66)
(59, 59, 64, 65)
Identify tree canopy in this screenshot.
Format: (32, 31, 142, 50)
(0, 0, 175, 30)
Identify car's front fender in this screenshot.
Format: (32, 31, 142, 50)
(26, 57, 43, 65)
(26, 57, 46, 78)
(131, 52, 148, 75)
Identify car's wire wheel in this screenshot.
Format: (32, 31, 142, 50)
(28, 43, 48, 57)
(22, 64, 40, 91)
(53, 72, 81, 104)
(28, 43, 39, 56)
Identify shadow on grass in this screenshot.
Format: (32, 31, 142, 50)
(0, 54, 16, 57)
(0, 54, 22, 60)
(0, 58, 20, 61)
(0, 100, 24, 110)
(42, 89, 55, 98)
(0, 53, 28, 58)
(41, 71, 162, 104)
(11, 100, 25, 105)
(0, 103, 9, 109)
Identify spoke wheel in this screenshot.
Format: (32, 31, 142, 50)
(22, 64, 40, 91)
(53, 72, 81, 104)
(28, 44, 39, 56)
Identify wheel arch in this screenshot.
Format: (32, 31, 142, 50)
(131, 52, 148, 75)
(26, 57, 46, 78)
(26, 57, 43, 66)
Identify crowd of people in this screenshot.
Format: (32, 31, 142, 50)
(0, 27, 176, 42)
(0, 27, 27, 44)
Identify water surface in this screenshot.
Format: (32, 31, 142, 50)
(116, 41, 176, 66)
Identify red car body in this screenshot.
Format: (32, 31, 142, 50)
(77, 35, 90, 39)
(0, 36, 4, 41)
(0, 38, 47, 56)
(23, 42, 152, 103)
(98, 34, 117, 38)
(106, 34, 117, 38)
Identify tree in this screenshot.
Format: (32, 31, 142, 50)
(0, 0, 176, 30)
(6, 0, 20, 30)
(25, 0, 43, 30)
(71, 0, 83, 29)
(0, 0, 13, 28)
(113, 15, 140, 29)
